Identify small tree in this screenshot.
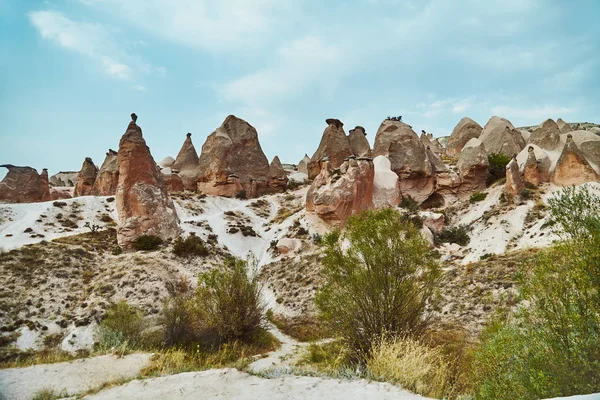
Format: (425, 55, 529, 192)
(487, 153, 511, 186)
(316, 208, 440, 356)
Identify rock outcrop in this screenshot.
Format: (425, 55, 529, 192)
(158, 157, 175, 169)
(480, 116, 525, 157)
(552, 134, 600, 186)
(297, 154, 311, 175)
(49, 171, 78, 187)
(116, 114, 180, 251)
(0, 165, 47, 203)
(40, 169, 51, 201)
(589, 127, 600, 135)
(522, 146, 549, 186)
(566, 130, 600, 167)
(505, 157, 525, 196)
(347, 126, 371, 157)
(306, 157, 374, 225)
(556, 118, 572, 134)
(307, 119, 353, 179)
(529, 119, 561, 151)
(73, 158, 97, 197)
(446, 117, 483, 157)
(455, 138, 489, 198)
(372, 155, 401, 208)
(92, 150, 119, 196)
(172, 133, 200, 191)
(197, 115, 273, 198)
(162, 170, 184, 193)
(267, 156, 288, 193)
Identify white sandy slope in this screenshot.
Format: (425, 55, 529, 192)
(0, 353, 152, 400)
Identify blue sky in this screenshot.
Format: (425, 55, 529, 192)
(1, 0, 599, 177)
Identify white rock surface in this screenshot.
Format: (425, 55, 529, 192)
(372, 155, 400, 208)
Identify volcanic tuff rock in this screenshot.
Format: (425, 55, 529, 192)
(523, 146, 549, 186)
(158, 156, 175, 168)
(92, 150, 119, 196)
(297, 154, 311, 175)
(480, 116, 526, 157)
(446, 117, 483, 157)
(267, 156, 288, 193)
(73, 157, 97, 197)
(552, 134, 600, 186)
(589, 127, 600, 135)
(454, 138, 489, 200)
(308, 119, 354, 179)
(556, 118, 572, 134)
(49, 171, 78, 187)
(529, 119, 561, 151)
(566, 130, 600, 168)
(420, 132, 444, 156)
(306, 157, 374, 225)
(172, 133, 200, 191)
(347, 126, 371, 157)
(372, 155, 401, 208)
(162, 170, 184, 193)
(40, 169, 51, 201)
(505, 157, 525, 196)
(197, 115, 272, 198)
(116, 114, 180, 251)
(0, 165, 47, 203)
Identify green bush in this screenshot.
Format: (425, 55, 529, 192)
(162, 277, 199, 347)
(172, 234, 209, 258)
(132, 234, 163, 251)
(487, 153, 511, 186)
(437, 225, 470, 246)
(472, 186, 600, 399)
(97, 301, 145, 350)
(519, 188, 532, 199)
(399, 196, 420, 212)
(315, 208, 440, 356)
(469, 192, 488, 203)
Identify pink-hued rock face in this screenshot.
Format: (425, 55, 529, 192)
(505, 157, 524, 196)
(446, 117, 483, 157)
(116, 116, 181, 251)
(523, 146, 549, 186)
(556, 118, 572, 134)
(306, 158, 374, 225)
(308, 119, 353, 179)
(529, 119, 561, 151)
(0, 165, 47, 203)
(480, 116, 525, 157)
(267, 156, 288, 194)
(40, 169, 52, 202)
(73, 157, 97, 197)
(92, 150, 119, 196)
(297, 154, 311, 175)
(172, 133, 200, 191)
(552, 134, 600, 186)
(347, 126, 371, 157)
(197, 115, 272, 198)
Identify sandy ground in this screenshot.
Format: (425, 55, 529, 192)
(0, 353, 152, 400)
(81, 368, 432, 400)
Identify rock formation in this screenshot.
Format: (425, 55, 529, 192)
(306, 157, 374, 225)
(297, 154, 311, 175)
(523, 146, 549, 186)
(197, 115, 274, 198)
(267, 156, 288, 193)
(589, 127, 600, 135)
(40, 169, 51, 201)
(172, 133, 200, 191)
(372, 155, 401, 208)
(556, 118, 572, 134)
(552, 134, 600, 186)
(519, 129, 531, 142)
(446, 117, 483, 157)
(91, 150, 119, 196)
(0, 165, 47, 203)
(505, 157, 525, 196)
(455, 138, 489, 198)
(480, 116, 525, 157)
(116, 113, 180, 251)
(162, 170, 184, 193)
(158, 157, 175, 169)
(566, 130, 600, 167)
(420, 132, 444, 157)
(347, 126, 371, 157)
(49, 171, 78, 187)
(307, 119, 353, 179)
(529, 119, 561, 151)
(73, 158, 97, 197)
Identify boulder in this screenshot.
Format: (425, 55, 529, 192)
(446, 117, 483, 157)
(307, 119, 353, 179)
(505, 157, 524, 196)
(158, 156, 175, 168)
(434, 170, 463, 205)
(529, 119, 561, 151)
(92, 150, 119, 196)
(372, 155, 401, 208)
(420, 211, 445, 235)
(522, 146, 549, 186)
(552, 134, 600, 186)
(116, 113, 180, 251)
(50, 187, 72, 200)
(589, 127, 600, 135)
(480, 116, 525, 157)
(49, 171, 78, 187)
(197, 115, 270, 198)
(297, 154, 311, 175)
(172, 133, 200, 191)
(276, 238, 302, 254)
(347, 126, 371, 157)
(73, 158, 97, 197)
(267, 156, 288, 193)
(0, 165, 47, 203)
(306, 157, 374, 225)
(556, 118, 572, 134)
(564, 130, 600, 168)
(517, 144, 551, 182)
(455, 138, 489, 199)
(162, 171, 184, 193)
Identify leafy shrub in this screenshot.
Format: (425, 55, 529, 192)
(97, 301, 145, 350)
(172, 234, 209, 258)
(162, 277, 199, 347)
(399, 196, 420, 212)
(315, 208, 440, 356)
(487, 153, 511, 185)
(437, 225, 470, 246)
(469, 192, 487, 203)
(367, 336, 451, 398)
(311, 233, 323, 245)
(472, 186, 600, 399)
(132, 234, 163, 251)
(519, 188, 532, 199)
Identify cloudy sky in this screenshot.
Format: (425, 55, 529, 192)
(1, 0, 599, 176)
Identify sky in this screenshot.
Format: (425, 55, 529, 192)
(1, 0, 599, 178)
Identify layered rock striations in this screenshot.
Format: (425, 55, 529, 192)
(307, 119, 353, 179)
(172, 133, 200, 191)
(92, 150, 119, 196)
(73, 157, 97, 197)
